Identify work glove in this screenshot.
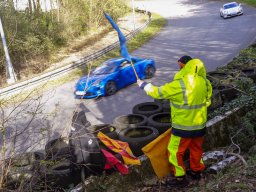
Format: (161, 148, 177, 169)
(137, 79, 144, 87)
(137, 79, 147, 89)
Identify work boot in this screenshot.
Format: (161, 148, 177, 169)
(166, 176, 189, 188)
(186, 169, 202, 180)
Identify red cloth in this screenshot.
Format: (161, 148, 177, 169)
(97, 132, 141, 165)
(101, 149, 129, 175)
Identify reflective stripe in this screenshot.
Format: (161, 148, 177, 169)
(158, 87, 164, 99)
(179, 79, 188, 105)
(171, 102, 206, 109)
(168, 135, 185, 176)
(172, 123, 206, 130)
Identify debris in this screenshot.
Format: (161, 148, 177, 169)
(202, 150, 225, 161)
(208, 155, 237, 174)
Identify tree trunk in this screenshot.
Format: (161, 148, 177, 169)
(28, 0, 33, 14)
(36, 0, 41, 14)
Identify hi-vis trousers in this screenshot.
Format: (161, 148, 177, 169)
(168, 134, 205, 177)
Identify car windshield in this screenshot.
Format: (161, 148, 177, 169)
(224, 3, 238, 9)
(92, 62, 116, 75)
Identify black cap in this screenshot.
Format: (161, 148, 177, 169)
(178, 55, 192, 64)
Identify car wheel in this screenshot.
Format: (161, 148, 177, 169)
(145, 65, 155, 79)
(105, 81, 117, 96)
(220, 12, 222, 17)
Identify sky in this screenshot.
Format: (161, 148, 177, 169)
(14, 0, 58, 11)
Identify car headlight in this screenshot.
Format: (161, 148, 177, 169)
(75, 90, 86, 96)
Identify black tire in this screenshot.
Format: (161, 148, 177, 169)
(208, 89, 223, 112)
(241, 68, 256, 83)
(132, 102, 163, 117)
(147, 112, 172, 134)
(206, 74, 220, 88)
(145, 65, 155, 79)
(113, 114, 148, 130)
(87, 124, 118, 139)
(45, 137, 71, 160)
(71, 110, 91, 131)
(118, 126, 159, 157)
(39, 159, 74, 188)
(154, 99, 170, 112)
(7, 167, 41, 191)
(8, 151, 45, 167)
(7, 164, 34, 184)
(105, 81, 117, 96)
(207, 71, 232, 81)
(217, 85, 239, 103)
(6, 152, 44, 189)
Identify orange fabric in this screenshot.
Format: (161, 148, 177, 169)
(97, 132, 141, 165)
(189, 137, 205, 171)
(142, 129, 173, 178)
(169, 135, 205, 176)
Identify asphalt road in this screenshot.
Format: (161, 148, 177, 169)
(2, 0, 256, 153)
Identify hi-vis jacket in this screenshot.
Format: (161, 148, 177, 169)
(143, 59, 212, 133)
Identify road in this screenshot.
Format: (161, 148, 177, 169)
(2, 0, 256, 154)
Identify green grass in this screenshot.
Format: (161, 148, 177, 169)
(53, 13, 166, 82)
(239, 0, 256, 7)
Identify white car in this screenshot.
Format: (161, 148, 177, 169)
(220, 2, 243, 19)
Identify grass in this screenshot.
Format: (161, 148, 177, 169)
(1, 13, 166, 104)
(199, 155, 256, 192)
(239, 0, 256, 7)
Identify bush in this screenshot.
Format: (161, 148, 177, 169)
(0, 0, 129, 82)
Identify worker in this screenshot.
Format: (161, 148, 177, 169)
(137, 55, 212, 187)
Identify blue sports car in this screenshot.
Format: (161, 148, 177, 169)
(75, 56, 156, 99)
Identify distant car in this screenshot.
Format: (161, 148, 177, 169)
(75, 57, 156, 99)
(220, 2, 243, 19)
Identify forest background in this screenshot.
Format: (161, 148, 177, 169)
(0, 0, 130, 86)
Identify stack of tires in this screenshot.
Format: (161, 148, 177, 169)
(207, 71, 240, 106)
(241, 67, 256, 83)
(113, 101, 172, 157)
(39, 110, 105, 190)
(3, 111, 124, 191)
(4, 152, 44, 191)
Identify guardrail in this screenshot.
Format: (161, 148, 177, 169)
(0, 12, 151, 97)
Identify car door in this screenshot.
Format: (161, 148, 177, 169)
(118, 62, 136, 87)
